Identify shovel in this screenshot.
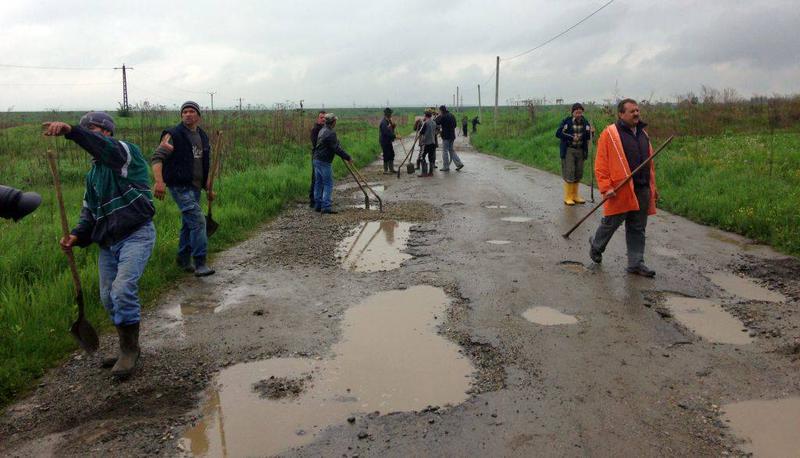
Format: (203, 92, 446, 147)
(206, 130, 223, 237)
(47, 150, 99, 354)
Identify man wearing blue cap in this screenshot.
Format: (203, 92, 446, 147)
(151, 101, 216, 276)
(44, 112, 156, 379)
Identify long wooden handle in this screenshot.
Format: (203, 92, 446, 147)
(47, 150, 84, 298)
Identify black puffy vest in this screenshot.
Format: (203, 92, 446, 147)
(161, 123, 210, 188)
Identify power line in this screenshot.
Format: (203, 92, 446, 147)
(504, 0, 615, 62)
(0, 63, 115, 71)
(0, 81, 116, 86)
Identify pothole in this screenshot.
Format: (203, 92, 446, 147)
(559, 260, 587, 273)
(707, 272, 787, 302)
(663, 295, 752, 345)
(335, 221, 413, 272)
(180, 286, 474, 457)
(501, 216, 533, 223)
(486, 240, 512, 245)
(523, 306, 578, 325)
(721, 397, 800, 458)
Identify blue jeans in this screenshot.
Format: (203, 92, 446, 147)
(169, 186, 207, 259)
(313, 159, 333, 211)
(98, 221, 156, 326)
(441, 139, 462, 169)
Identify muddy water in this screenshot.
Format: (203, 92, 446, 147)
(721, 397, 800, 458)
(664, 295, 752, 345)
(523, 307, 578, 325)
(336, 221, 413, 272)
(707, 272, 787, 302)
(501, 216, 533, 223)
(486, 240, 512, 245)
(180, 286, 473, 457)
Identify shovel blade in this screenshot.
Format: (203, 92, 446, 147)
(206, 214, 219, 237)
(70, 317, 99, 354)
(406, 163, 415, 174)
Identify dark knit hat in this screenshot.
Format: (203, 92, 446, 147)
(181, 101, 201, 116)
(384, 107, 393, 116)
(439, 105, 447, 112)
(79, 111, 115, 135)
(571, 103, 584, 113)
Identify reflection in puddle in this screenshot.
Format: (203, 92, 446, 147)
(523, 306, 578, 325)
(485, 205, 508, 209)
(336, 221, 413, 272)
(166, 299, 220, 320)
(486, 240, 511, 245)
(181, 286, 473, 457)
(559, 261, 587, 273)
(501, 216, 533, 223)
(708, 272, 786, 303)
(664, 295, 752, 345)
(722, 397, 800, 458)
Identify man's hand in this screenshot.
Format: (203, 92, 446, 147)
(207, 190, 216, 202)
(59, 234, 77, 252)
(153, 181, 166, 200)
(159, 133, 174, 152)
(603, 190, 616, 199)
(42, 122, 71, 136)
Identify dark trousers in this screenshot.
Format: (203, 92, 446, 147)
(591, 186, 650, 268)
(308, 160, 316, 205)
(462, 125, 468, 136)
(421, 144, 436, 166)
(380, 142, 395, 162)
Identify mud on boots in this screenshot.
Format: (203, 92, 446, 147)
(152, 101, 217, 277)
(556, 103, 593, 206)
(379, 107, 397, 175)
(44, 112, 156, 377)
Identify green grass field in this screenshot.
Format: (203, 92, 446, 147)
(0, 108, 412, 407)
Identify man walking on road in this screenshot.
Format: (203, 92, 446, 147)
(435, 105, 464, 172)
(309, 111, 326, 206)
(556, 103, 593, 205)
(313, 113, 353, 214)
(44, 112, 156, 379)
(472, 116, 480, 133)
(589, 99, 659, 277)
(379, 107, 397, 174)
(151, 101, 216, 277)
(461, 115, 469, 137)
(418, 110, 438, 177)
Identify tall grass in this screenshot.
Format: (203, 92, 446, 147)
(0, 108, 411, 407)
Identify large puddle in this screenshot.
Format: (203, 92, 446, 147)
(721, 397, 800, 458)
(707, 272, 786, 303)
(523, 306, 578, 325)
(336, 221, 413, 272)
(180, 286, 473, 457)
(663, 295, 752, 345)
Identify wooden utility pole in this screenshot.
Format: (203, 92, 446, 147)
(478, 84, 482, 121)
(113, 63, 133, 112)
(494, 56, 500, 127)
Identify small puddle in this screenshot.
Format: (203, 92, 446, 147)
(663, 295, 752, 345)
(721, 397, 800, 458)
(708, 272, 786, 303)
(523, 306, 578, 325)
(501, 216, 533, 223)
(180, 286, 473, 457)
(486, 240, 512, 245)
(559, 261, 587, 273)
(348, 203, 380, 211)
(350, 184, 385, 199)
(166, 298, 220, 320)
(485, 205, 508, 209)
(336, 221, 413, 272)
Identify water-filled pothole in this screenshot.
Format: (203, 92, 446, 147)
(523, 306, 578, 325)
(350, 184, 385, 199)
(721, 397, 800, 458)
(180, 286, 473, 457)
(501, 216, 533, 223)
(486, 240, 512, 245)
(336, 221, 413, 272)
(559, 261, 587, 273)
(707, 272, 786, 302)
(663, 295, 752, 345)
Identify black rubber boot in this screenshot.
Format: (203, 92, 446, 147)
(176, 252, 194, 272)
(388, 162, 396, 173)
(383, 161, 390, 174)
(111, 323, 140, 379)
(194, 257, 216, 277)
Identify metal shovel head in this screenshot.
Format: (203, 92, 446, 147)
(407, 162, 415, 174)
(69, 293, 99, 353)
(206, 213, 219, 237)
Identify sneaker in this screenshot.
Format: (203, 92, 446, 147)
(456, 164, 464, 171)
(626, 264, 656, 278)
(589, 236, 602, 264)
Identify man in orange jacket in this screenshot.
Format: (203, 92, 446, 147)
(589, 98, 658, 277)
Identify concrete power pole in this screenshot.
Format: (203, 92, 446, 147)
(494, 56, 500, 127)
(208, 92, 216, 115)
(478, 84, 482, 121)
(456, 86, 460, 112)
(113, 63, 133, 112)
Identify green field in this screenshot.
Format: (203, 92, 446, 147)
(0, 108, 412, 407)
(468, 102, 800, 257)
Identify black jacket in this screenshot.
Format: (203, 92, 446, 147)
(379, 118, 396, 145)
(161, 123, 210, 188)
(313, 126, 352, 163)
(436, 111, 457, 140)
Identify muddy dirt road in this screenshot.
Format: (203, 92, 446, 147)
(2, 135, 799, 457)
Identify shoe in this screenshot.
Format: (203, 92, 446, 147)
(440, 168, 450, 172)
(589, 236, 602, 263)
(308, 201, 315, 208)
(194, 257, 216, 277)
(456, 164, 464, 171)
(572, 183, 586, 204)
(563, 183, 575, 205)
(314, 207, 322, 212)
(111, 323, 140, 379)
(388, 163, 396, 173)
(626, 264, 656, 277)
(383, 161, 389, 174)
(176, 253, 194, 273)
(321, 209, 338, 214)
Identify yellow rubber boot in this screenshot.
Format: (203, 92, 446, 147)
(572, 182, 586, 204)
(563, 182, 575, 205)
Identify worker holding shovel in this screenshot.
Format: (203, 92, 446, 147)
(151, 101, 216, 276)
(589, 99, 659, 277)
(556, 103, 593, 205)
(44, 112, 156, 379)
(313, 113, 353, 214)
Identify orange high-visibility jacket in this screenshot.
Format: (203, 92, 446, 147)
(594, 123, 657, 217)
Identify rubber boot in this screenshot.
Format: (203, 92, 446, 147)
(176, 251, 194, 272)
(572, 183, 586, 204)
(563, 182, 575, 205)
(383, 161, 390, 174)
(111, 323, 140, 379)
(388, 162, 396, 173)
(194, 257, 216, 277)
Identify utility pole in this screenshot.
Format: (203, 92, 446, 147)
(113, 63, 133, 112)
(478, 84, 482, 121)
(494, 56, 500, 127)
(238, 97, 243, 111)
(453, 94, 456, 107)
(208, 91, 216, 115)
(456, 86, 460, 112)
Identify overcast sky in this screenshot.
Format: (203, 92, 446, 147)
(1, 0, 798, 111)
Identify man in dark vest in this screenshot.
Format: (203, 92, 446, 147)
(151, 101, 216, 276)
(379, 107, 397, 174)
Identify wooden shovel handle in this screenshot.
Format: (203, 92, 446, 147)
(47, 150, 83, 297)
